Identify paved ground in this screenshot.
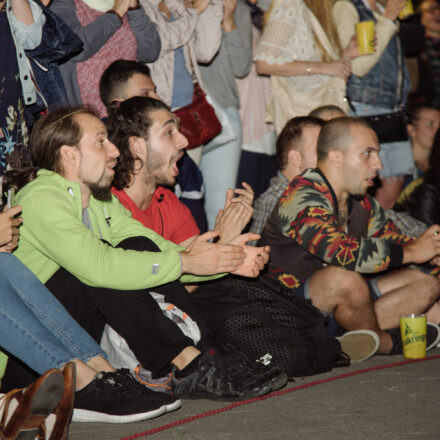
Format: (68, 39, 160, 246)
(68, 349, 440, 440)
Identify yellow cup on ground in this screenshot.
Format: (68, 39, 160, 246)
(399, 0, 414, 19)
(356, 21, 375, 55)
(400, 314, 427, 359)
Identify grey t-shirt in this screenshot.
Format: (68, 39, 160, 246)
(198, 0, 252, 108)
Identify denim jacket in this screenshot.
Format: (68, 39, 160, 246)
(25, 1, 83, 111)
(6, 0, 45, 106)
(347, 0, 410, 109)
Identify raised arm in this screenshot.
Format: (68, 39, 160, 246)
(126, 2, 161, 62)
(10, 0, 34, 24)
(192, 0, 223, 63)
(50, 0, 126, 61)
(139, 0, 199, 53)
(221, 0, 252, 78)
(332, 0, 402, 77)
(8, 0, 45, 49)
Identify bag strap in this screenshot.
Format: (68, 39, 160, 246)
(395, 36, 404, 109)
(184, 44, 198, 83)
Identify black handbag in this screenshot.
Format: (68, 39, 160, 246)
(362, 110, 408, 144)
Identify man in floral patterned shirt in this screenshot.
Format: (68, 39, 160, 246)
(260, 117, 440, 357)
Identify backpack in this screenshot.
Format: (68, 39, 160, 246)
(193, 276, 347, 378)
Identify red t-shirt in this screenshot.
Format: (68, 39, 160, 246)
(112, 187, 200, 244)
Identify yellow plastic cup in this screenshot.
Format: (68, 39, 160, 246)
(356, 21, 375, 55)
(399, 1, 414, 20)
(400, 314, 427, 359)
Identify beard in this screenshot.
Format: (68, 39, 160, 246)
(143, 148, 177, 188)
(87, 182, 112, 201)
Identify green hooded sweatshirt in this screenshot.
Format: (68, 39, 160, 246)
(14, 170, 218, 289)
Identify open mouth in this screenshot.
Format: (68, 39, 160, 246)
(107, 162, 117, 174)
(171, 152, 184, 175)
(365, 175, 376, 186)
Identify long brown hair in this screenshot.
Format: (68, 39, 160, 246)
(4, 106, 98, 192)
(30, 106, 98, 173)
(304, 0, 342, 57)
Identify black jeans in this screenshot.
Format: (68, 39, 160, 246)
(45, 236, 212, 377)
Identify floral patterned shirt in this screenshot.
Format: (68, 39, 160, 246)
(0, 7, 31, 175)
(259, 168, 431, 293)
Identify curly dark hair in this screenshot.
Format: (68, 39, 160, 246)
(107, 96, 170, 190)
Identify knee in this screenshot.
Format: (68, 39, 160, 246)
(331, 269, 370, 305)
(312, 267, 370, 307)
(417, 272, 440, 304)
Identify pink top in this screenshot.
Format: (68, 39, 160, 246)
(75, 0, 137, 117)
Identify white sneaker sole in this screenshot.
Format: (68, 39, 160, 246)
(337, 329, 380, 363)
(72, 399, 182, 423)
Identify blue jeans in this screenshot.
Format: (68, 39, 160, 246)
(200, 106, 243, 229)
(0, 253, 105, 375)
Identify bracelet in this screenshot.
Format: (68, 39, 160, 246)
(306, 63, 312, 75)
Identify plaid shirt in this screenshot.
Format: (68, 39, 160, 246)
(421, 36, 440, 104)
(250, 171, 289, 239)
(385, 210, 428, 238)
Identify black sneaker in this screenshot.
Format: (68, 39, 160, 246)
(222, 344, 288, 392)
(386, 322, 440, 355)
(172, 349, 272, 401)
(72, 369, 181, 423)
(426, 322, 440, 350)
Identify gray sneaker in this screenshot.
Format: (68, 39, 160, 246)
(134, 366, 173, 395)
(337, 330, 380, 363)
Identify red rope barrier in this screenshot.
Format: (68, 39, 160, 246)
(119, 354, 440, 440)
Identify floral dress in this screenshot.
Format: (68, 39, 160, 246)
(0, 5, 31, 175)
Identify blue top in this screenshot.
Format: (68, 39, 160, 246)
(346, 0, 411, 110)
(170, 15, 193, 109)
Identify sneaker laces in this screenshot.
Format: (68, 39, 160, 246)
(90, 371, 131, 401)
(108, 369, 153, 397)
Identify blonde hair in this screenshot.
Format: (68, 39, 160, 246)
(304, 0, 342, 58)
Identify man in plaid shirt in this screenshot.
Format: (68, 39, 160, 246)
(250, 117, 324, 242)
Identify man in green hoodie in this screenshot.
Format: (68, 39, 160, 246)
(12, 105, 273, 401)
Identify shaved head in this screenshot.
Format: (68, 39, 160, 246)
(317, 117, 377, 162)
